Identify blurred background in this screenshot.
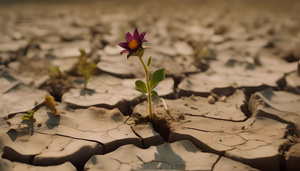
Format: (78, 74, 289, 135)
(0, 0, 299, 89)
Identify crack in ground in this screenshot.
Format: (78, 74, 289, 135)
(38, 134, 56, 153)
(211, 155, 222, 171)
(256, 110, 299, 137)
(56, 122, 129, 133)
(184, 127, 226, 133)
(184, 113, 247, 122)
(102, 155, 177, 170)
(2, 86, 297, 171)
(182, 127, 267, 150)
(183, 127, 247, 135)
(177, 125, 290, 170)
(59, 139, 73, 151)
(106, 157, 123, 170)
(36, 132, 105, 148)
(130, 126, 146, 148)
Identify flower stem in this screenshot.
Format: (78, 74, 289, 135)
(138, 56, 153, 120)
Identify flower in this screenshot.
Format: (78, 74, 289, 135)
(118, 28, 147, 58)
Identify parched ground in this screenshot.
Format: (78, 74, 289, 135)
(0, 0, 300, 171)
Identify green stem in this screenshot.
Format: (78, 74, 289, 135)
(138, 56, 153, 120)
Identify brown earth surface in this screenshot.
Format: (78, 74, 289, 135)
(0, 0, 300, 171)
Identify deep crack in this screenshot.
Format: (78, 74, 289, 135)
(211, 155, 222, 171)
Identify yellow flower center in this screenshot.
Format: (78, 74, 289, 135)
(128, 39, 138, 50)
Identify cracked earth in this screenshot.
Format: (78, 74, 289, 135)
(0, 0, 300, 171)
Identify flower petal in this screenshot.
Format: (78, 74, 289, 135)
(120, 50, 130, 55)
(133, 28, 139, 40)
(118, 42, 129, 49)
(142, 38, 147, 42)
(139, 32, 146, 42)
(125, 32, 133, 42)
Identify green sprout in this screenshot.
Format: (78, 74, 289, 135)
(118, 28, 165, 120)
(77, 49, 96, 89)
(49, 66, 62, 79)
(45, 94, 61, 116)
(22, 110, 36, 120)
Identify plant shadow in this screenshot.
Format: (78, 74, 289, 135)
(141, 143, 186, 170)
(6, 129, 18, 141)
(46, 112, 61, 129)
(80, 88, 95, 97)
(21, 119, 36, 135)
(260, 88, 275, 100)
(6, 118, 36, 141)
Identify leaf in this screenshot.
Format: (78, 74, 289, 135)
(79, 48, 86, 55)
(49, 66, 61, 78)
(77, 65, 84, 73)
(22, 115, 30, 120)
(151, 95, 160, 104)
(150, 68, 165, 90)
(28, 110, 35, 117)
(151, 90, 158, 96)
(135, 80, 148, 93)
(89, 62, 96, 70)
(147, 56, 152, 70)
(21, 109, 35, 120)
(78, 49, 87, 64)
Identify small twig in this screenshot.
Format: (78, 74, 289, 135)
(160, 97, 175, 121)
(160, 97, 168, 111)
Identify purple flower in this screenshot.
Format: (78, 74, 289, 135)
(118, 28, 147, 58)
